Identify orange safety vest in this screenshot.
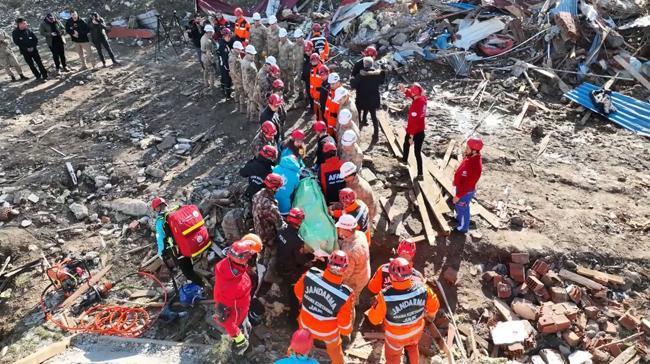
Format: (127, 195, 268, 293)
(234, 18, 250, 41)
(309, 66, 323, 103)
(324, 88, 340, 134)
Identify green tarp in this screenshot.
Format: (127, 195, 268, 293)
(292, 176, 337, 256)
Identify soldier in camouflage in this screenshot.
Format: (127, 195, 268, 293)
(249, 13, 267, 67)
(265, 15, 280, 59)
(291, 28, 306, 101)
(229, 41, 245, 113)
(241, 45, 259, 122)
(277, 28, 294, 98)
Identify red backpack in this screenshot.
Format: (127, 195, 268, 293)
(166, 205, 212, 258)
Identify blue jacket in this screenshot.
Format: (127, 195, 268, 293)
(155, 213, 167, 256)
(280, 146, 306, 169)
(273, 155, 302, 215)
(275, 355, 319, 364)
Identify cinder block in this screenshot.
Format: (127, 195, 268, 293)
(562, 330, 581, 347)
(511, 252, 530, 264)
(531, 259, 550, 276)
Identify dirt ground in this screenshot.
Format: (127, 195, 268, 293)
(0, 30, 649, 363)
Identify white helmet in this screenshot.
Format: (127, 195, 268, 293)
(333, 87, 349, 103)
(245, 44, 257, 55)
(265, 56, 277, 65)
(338, 109, 353, 125)
(204, 24, 215, 33)
(268, 15, 277, 24)
(328, 72, 341, 85)
(340, 162, 358, 178)
(341, 130, 358, 146)
(252, 12, 262, 21)
(293, 28, 304, 38)
(336, 214, 357, 230)
(233, 41, 244, 50)
(279, 27, 287, 38)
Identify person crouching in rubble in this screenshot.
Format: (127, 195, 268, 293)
(452, 137, 483, 234)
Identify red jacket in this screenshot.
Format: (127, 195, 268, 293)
(406, 95, 427, 135)
(453, 153, 482, 198)
(213, 258, 252, 337)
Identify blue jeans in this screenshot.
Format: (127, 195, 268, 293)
(455, 191, 475, 233)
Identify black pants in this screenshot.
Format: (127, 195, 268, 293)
(93, 38, 117, 65)
(403, 131, 425, 176)
(50, 39, 67, 70)
(305, 81, 313, 111)
(361, 108, 379, 136)
(177, 256, 205, 287)
(220, 65, 232, 96)
(21, 51, 47, 78)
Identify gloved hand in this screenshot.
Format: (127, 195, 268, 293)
(216, 303, 231, 323)
(232, 332, 249, 355)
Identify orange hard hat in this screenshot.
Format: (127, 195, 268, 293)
(290, 329, 313, 355)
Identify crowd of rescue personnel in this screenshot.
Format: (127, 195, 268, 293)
(153, 9, 485, 364)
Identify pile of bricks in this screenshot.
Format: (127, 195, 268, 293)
(482, 252, 649, 363)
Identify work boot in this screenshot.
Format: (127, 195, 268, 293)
(19, 74, 29, 80)
(10, 75, 17, 82)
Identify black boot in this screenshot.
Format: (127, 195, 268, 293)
(19, 74, 28, 80)
(11, 75, 17, 82)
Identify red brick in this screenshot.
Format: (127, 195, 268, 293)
(442, 266, 458, 285)
(584, 306, 599, 319)
(604, 321, 618, 335)
(509, 263, 526, 283)
(553, 12, 579, 42)
(562, 330, 581, 347)
(605, 342, 622, 357)
(497, 282, 512, 299)
(492, 274, 504, 289)
(506, 343, 524, 359)
(537, 314, 571, 334)
(550, 287, 568, 303)
(526, 276, 544, 291)
(590, 349, 610, 363)
(567, 285, 582, 303)
(482, 271, 500, 282)
(541, 271, 563, 287)
(511, 252, 530, 264)
(531, 259, 550, 276)
(618, 313, 641, 330)
(535, 287, 551, 302)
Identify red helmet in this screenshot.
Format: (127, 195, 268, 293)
(151, 197, 167, 210)
(389, 257, 413, 282)
(290, 329, 313, 356)
(397, 238, 417, 259)
(405, 83, 424, 98)
(234, 7, 244, 17)
(228, 240, 254, 265)
(317, 64, 329, 78)
(268, 64, 281, 77)
(264, 173, 284, 190)
(291, 129, 305, 141)
(261, 120, 277, 137)
(221, 28, 232, 36)
(323, 141, 337, 154)
(287, 207, 305, 226)
(309, 52, 320, 64)
(339, 188, 356, 206)
(259, 145, 278, 160)
(272, 79, 284, 90)
(363, 46, 377, 58)
(327, 250, 349, 275)
(312, 23, 321, 33)
(467, 137, 484, 152)
(313, 120, 327, 133)
(268, 93, 284, 107)
(304, 40, 314, 52)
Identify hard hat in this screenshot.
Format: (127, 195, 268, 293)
(317, 64, 329, 78)
(245, 44, 257, 55)
(221, 28, 232, 36)
(389, 257, 413, 282)
(341, 129, 358, 146)
(397, 238, 417, 259)
(228, 240, 254, 265)
(287, 207, 305, 226)
(293, 28, 304, 38)
(333, 87, 349, 103)
(265, 56, 277, 65)
(204, 24, 215, 33)
(268, 64, 281, 77)
(327, 72, 340, 85)
(405, 83, 424, 98)
(234, 7, 243, 17)
(467, 137, 484, 152)
(291, 129, 305, 140)
(279, 27, 287, 38)
(268, 15, 277, 24)
(151, 197, 167, 210)
(339, 162, 357, 178)
(289, 329, 313, 356)
(261, 120, 278, 136)
(312, 23, 321, 32)
(312, 120, 327, 133)
(264, 172, 284, 190)
(268, 93, 284, 107)
(272, 79, 284, 89)
(322, 141, 337, 154)
(339, 188, 357, 206)
(336, 214, 357, 230)
(304, 40, 314, 52)
(363, 46, 378, 58)
(240, 233, 263, 254)
(259, 144, 278, 160)
(309, 53, 320, 64)
(327, 250, 349, 275)
(233, 41, 244, 50)
(338, 109, 352, 125)
(252, 12, 262, 21)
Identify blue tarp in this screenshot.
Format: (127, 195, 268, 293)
(550, 0, 577, 16)
(446, 2, 477, 10)
(564, 83, 650, 137)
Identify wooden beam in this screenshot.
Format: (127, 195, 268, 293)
(559, 269, 605, 291)
(377, 111, 403, 159)
(613, 55, 650, 91)
(610, 345, 638, 364)
(513, 101, 530, 129)
(440, 140, 457, 171)
(61, 265, 113, 309)
(15, 336, 73, 364)
(493, 298, 518, 321)
(576, 266, 625, 286)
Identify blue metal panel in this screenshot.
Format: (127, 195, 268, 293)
(564, 83, 650, 137)
(550, 0, 578, 16)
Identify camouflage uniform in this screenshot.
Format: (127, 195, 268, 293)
(200, 34, 215, 89)
(266, 24, 280, 59)
(241, 53, 259, 122)
(0, 30, 23, 79)
(249, 23, 267, 66)
(255, 67, 272, 115)
(251, 187, 283, 247)
(340, 144, 364, 172)
(229, 51, 245, 112)
(278, 38, 294, 95)
(339, 230, 370, 302)
(250, 131, 275, 159)
(291, 37, 305, 100)
(336, 121, 360, 148)
(346, 174, 377, 225)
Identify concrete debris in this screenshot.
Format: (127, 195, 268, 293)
(69, 203, 89, 220)
(100, 198, 149, 217)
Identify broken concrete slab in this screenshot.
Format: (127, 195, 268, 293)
(511, 298, 539, 320)
(100, 198, 149, 217)
(491, 320, 530, 345)
(69, 203, 89, 220)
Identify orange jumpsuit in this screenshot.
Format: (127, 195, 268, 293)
(309, 65, 323, 116)
(234, 17, 250, 42)
(367, 279, 439, 364)
(294, 267, 355, 364)
(324, 88, 341, 137)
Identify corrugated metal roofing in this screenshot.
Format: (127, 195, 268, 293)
(550, 0, 578, 16)
(564, 83, 650, 137)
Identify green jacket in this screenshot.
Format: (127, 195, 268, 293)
(39, 19, 66, 48)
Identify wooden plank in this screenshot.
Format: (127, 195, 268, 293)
(377, 111, 403, 159)
(380, 197, 406, 235)
(0, 258, 40, 279)
(527, 98, 550, 112)
(614, 55, 650, 91)
(440, 140, 457, 171)
(576, 266, 625, 286)
(536, 131, 553, 159)
(14, 336, 73, 364)
(458, 323, 489, 350)
(470, 80, 488, 101)
(0, 256, 10, 276)
(559, 269, 605, 291)
(513, 101, 530, 129)
(61, 265, 113, 309)
(610, 345, 638, 364)
(493, 298, 518, 321)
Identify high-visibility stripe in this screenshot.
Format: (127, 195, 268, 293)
(300, 318, 339, 339)
(302, 307, 337, 321)
(306, 271, 350, 301)
(385, 314, 423, 326)
(383, 286, 426, 302)
(385, 340, 402, 351)
(181, 219, 205, 236)
(190, 240, 212, 257)
(339, 321, 352, 331)
(384, 322, 424, 340)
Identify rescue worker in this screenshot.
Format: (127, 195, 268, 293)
(277, 28, 294, 96)
(252, 173, 284, 248)
(315, 64, 330, 121)
(400, 83, 427, 178)
(251, 120, 278, 157)
(340, 162, 377, 226)
(229, 41, 246, 112)
(233, 8, 250, 42)
(272, 78, 285, 97)
(339, 130, 363, 171)
(309, 120, 333, 166)
(65, 11, 95, 70)
(275, 329, 318, 364)
(259, 93, 286, 145)
(367, 238, 423, 294)
(307, 53, 322, 115)
(453, 138, 483, 234)
(294, 31, 309, 102)
(272, 154, 302, 216)
(211, 11, 231, 42)
(309, 23, 329, 60)
(330, 188, 370, 243)
(249, 13, 267, 66)
(351, 57, 385, 138)
(200, 25, 216, 90)
(367, 257, 440, 364)
(266, 15, 280, 58)
(280, 129, 306, 165)
(336, 214, 370, 302)
(0, 29, 27, 82)
(335, 109, 360, 148)
(255, 59, 278, 114)
(241, 44, 259, 122)
(186, 13, 207, 67)
(213, 238, 262, 355)
(324, 73, 345, 136)
(318, 141, 345, 204)
(352, 45, 377, 78)
(39, 14, 68, 73)
(275, 208, 314, 319)
(217, 28, 234, 98)
(294, 250, 354, 364)
(240, 144, 278, 200)
(152, 197, 207, 287)
(12, 18, 48, 80)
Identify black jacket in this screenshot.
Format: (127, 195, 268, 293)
(351, 58, 364, 78)
(186, 20, 206, 48)
(240, 156, 274, 199)
(351, 67, 386, 110)
(65, 18, 90, 43)
(11, 28, 39, 53)
(309, 135, 335, 167)
(88, 19, 109, 43)
(259, 106, 286, 145)
(217, 38, 232, 69)
(317, 83, 330, 120)
(275, 225, 314, 280)
(301, 54, 310, 82)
